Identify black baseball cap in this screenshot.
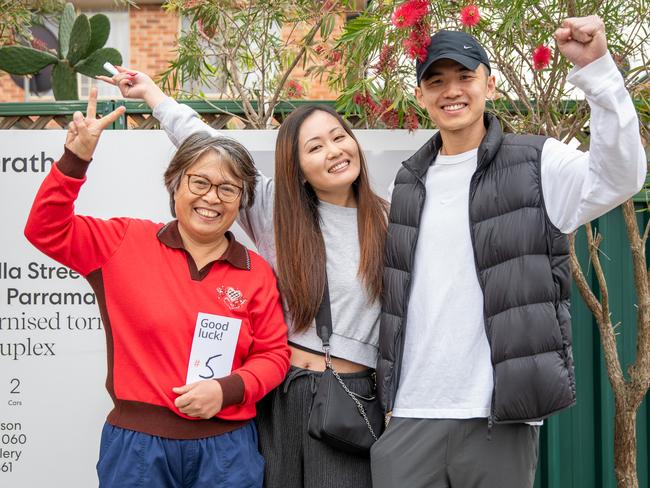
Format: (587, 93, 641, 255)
(416, 30, 491, 85)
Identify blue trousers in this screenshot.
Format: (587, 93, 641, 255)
(96, 422, 264, 488)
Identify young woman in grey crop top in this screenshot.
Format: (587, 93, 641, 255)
(101, 69, 388, 488)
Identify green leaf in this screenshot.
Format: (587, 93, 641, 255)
(58, 2, 76, 58)
(87, 14, 111, 55)
(338, 15, 377, 43)
(0, 45, 58, 75)
(52, 62, 78, 100)
(75, 48, 122, 77)
(67, 14, 91, 66)
(320, 13, 336, 40)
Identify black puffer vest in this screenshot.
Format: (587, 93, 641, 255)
(378, 114, 576, 423)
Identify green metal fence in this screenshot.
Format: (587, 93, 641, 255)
(1, 100, 649, 488)
(0, 99, 337, 130)
(534, 205, 650, 488)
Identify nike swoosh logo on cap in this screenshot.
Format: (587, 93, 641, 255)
(463, 45, 472, 49)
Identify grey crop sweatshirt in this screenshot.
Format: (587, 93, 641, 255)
(153, 98, 380, 367)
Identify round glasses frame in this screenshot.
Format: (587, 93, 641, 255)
(185, 174, 243, 203)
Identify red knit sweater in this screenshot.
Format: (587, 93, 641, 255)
(24, 149, 291, 439)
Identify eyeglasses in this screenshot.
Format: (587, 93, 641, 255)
(185, 174, 243, 203)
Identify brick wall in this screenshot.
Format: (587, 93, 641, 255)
(0, 31, 25, 102)
(0, 76, 25, 102)
(280, 15, 345, 100)
(129, 4, 179, 76)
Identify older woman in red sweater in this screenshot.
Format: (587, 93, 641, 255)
(24, 89, 290, 488)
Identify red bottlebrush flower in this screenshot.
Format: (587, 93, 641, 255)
(382, 110, 400, 129)
(459, 5, 481, 27)
(30, 37, 49, 52)
(353, 93, 380, 122)
(366, 97, 379, 115)
(374, 45, 397, 74)
(352, 92, 367, 106)
(405, 107, 419, 132)
(352, 92, 379, 116)
(403, 23, 431, 62)
(532, 44, 552, 70)
(379, 99, 399, 129)
(285, 80, 304, 99)
(314, 44, 325, 55)
(391, 0, 429, 29)
(327, 49, 342, 66)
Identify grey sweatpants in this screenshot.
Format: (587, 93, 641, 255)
(257, 366, 374, 488)
(371, 417, 539, 488)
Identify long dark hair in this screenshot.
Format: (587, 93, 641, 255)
(274, 105, 388, 332)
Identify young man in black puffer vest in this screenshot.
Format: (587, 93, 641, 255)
(372, 15, 646, 488)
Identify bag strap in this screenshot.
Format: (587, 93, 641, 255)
(314, 278, 379, 441)
(315, 277, 333, 349)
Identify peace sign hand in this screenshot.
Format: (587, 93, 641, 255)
(65, 87, 126, 161)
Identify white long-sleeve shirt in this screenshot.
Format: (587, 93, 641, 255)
(393, 53, 646, 419)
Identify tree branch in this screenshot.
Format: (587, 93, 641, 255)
(570, 228, 626, 392)
(621, 200, 650, 405)
(262, 6, 337, 124)
(569, 231, 603, 316)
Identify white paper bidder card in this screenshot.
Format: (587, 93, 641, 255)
(186, 312, 242, 384)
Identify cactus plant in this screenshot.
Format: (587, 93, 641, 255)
(52, 62, 77, 101)
(67, 14, 91, 66)
(0, 2, 123, 100)
(58, 2, 75, 59)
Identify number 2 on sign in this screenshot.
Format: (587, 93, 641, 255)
(9, 379, 20, 394)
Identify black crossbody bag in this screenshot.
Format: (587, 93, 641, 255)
(307, 278, 384, 455)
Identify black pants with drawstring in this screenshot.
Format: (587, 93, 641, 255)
(257, 365, 375, 488)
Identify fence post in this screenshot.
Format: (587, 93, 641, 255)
(110, 100, 127, 130)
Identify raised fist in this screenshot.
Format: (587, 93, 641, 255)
(554, 15, 608, 68)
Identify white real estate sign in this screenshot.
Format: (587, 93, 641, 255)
(0, 128, 433, 486)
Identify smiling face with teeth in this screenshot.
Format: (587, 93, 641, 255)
(174, 150, 242, 246)
(297, 110, 361, 206)
(416, 58, 496, 154)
